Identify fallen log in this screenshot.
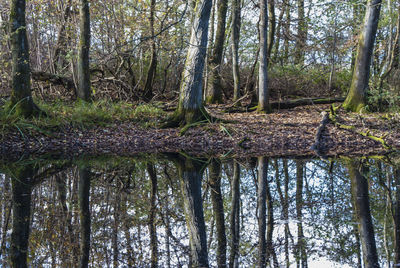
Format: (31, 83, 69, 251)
(31, 71, 75, 90)
(271, 97, 345, 109)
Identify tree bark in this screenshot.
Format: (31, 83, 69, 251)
(348, 160, 379, 268)
(267, 0, 276, 59)
(257, 157, 268, 267)
(229, 162, 240, 268)
(143, 0, 157, 102)
(258, 0, 270, 113)
(77, 0, 91, 101)
(294, 0, 306, 65)
(9, 0, 37, 117)
(209, 159, 227, 267)
(343, 0, 382, 112)
(169, 0, 213, 126)
(78, 166, 91, 268)
(10, 165, 34, 268)
(206, 0, 228, 104)
(231, 0, 241, 102)
(177, 156, 209, 267)
(147, 163, 158, 268)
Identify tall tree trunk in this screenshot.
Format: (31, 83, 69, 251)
(147, 163, 158, 268)
(258, 0, 270, 113)
(267, 0, 276, 59)
(273, 0, 287, 63)
(209, 159, 227, 267)
(53, 0, 73, 73)
(167, 0, 213, 127)
(77, 0, 91, 101)
(78, 166, 91, 268)
(231, 0, 241, 102)
(177, 156, 209, 267)
(343, 0, 382, 112)
(143, 0, 157, 102)
(296, 160, 307, 268)
(394, 168, 400, 266)
(9, 0, 38, 117)
(229, 162, 240, 268)
(257, 157, 268, 267)
(348, 160, 379, 268)
(10, 165, 34, 268)
(294, 0, 306, 65)
(206, 0, 229, 104)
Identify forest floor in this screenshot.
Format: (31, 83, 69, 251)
(1, 103, 400, 161)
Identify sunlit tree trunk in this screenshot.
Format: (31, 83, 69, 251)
(231, 0, 241, 102)
(77, 0, 91, 101)
(258, 0, 271, 113)
(78, 166, 91, 268)
(343, 0, 382, 112)
(10, 165, 34, 267)
(177, 156, 209, 267)
(168, 0, 213, 127)
(348, 160, 379, 268)
(143, 0, 157, 102)
(9, 0, 38, 117)
(229, 162, 240, 268)
(206, 0, 228, 104)
(209, 159, 227, 267)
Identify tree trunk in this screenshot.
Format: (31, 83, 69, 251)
(267, 0, 276, 59)
(206, 0, 228, 104)
(229, 162, 240, 268)
(209, 159, 227, 268)
(78, 166, 91, 268)
(296, 160, 307, 268)
(177, 156, 209, 267)
(231, 0, 241, 102)
(348, 160, 379, 268)
(147, 163, 158, 268)
(258, 0, 270, 113)
(283, 0, 291, 64)
(53, 0, 73, 73)
(9, 0, 38, 117)
(10, 165, 34, 268)
(143, 0, 157, 102)
(343, 0, 382, 112)
(77, 0, 91, 101)
(394, 168, 400, 266)
(168, 0, 213, 127)
(257, 157, 268, 267)
(294, 0, 306, 65)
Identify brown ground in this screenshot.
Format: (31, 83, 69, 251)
(1, 104, 400, 161)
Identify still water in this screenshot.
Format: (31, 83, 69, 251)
(0, 154, 398, 267)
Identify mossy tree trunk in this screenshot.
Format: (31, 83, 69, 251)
(143, 0, 157, 102)
(9, 0, 38, 117)
(77, 0, 91, 102)
(257, 0, 271, 113)
(231, 0, 241, 102)
(343, 0, 382, 112)
(348, 160, 379, 268)
(206, 0, 228, 104)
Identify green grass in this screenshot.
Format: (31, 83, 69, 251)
(0, 99, 166, 136)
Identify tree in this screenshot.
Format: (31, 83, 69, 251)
(257, 157, 268, 267)
(343, 0, 382, 112)
(206, 0, 228, 104)
(143, 0, 157, 102)
(348, 160, 379, 268)
(9, 0, 40, 117)
(231, 0, 241, 102)
(77, 0, 92, 102)
(166, 0, 213, 127)
(294, 0, 306, 65)
(229, 162, 240, 268)
(258, 0, 271, 113)
(78, 166, 91, 268)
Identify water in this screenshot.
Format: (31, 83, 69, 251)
(0, 154, 398, 267)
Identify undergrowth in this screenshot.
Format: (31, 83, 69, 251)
(0, 99, 166, 135)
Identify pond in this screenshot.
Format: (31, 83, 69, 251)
(0, 154, 398, 267)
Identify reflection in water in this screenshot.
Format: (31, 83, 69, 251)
(0, 155, 400, 267)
